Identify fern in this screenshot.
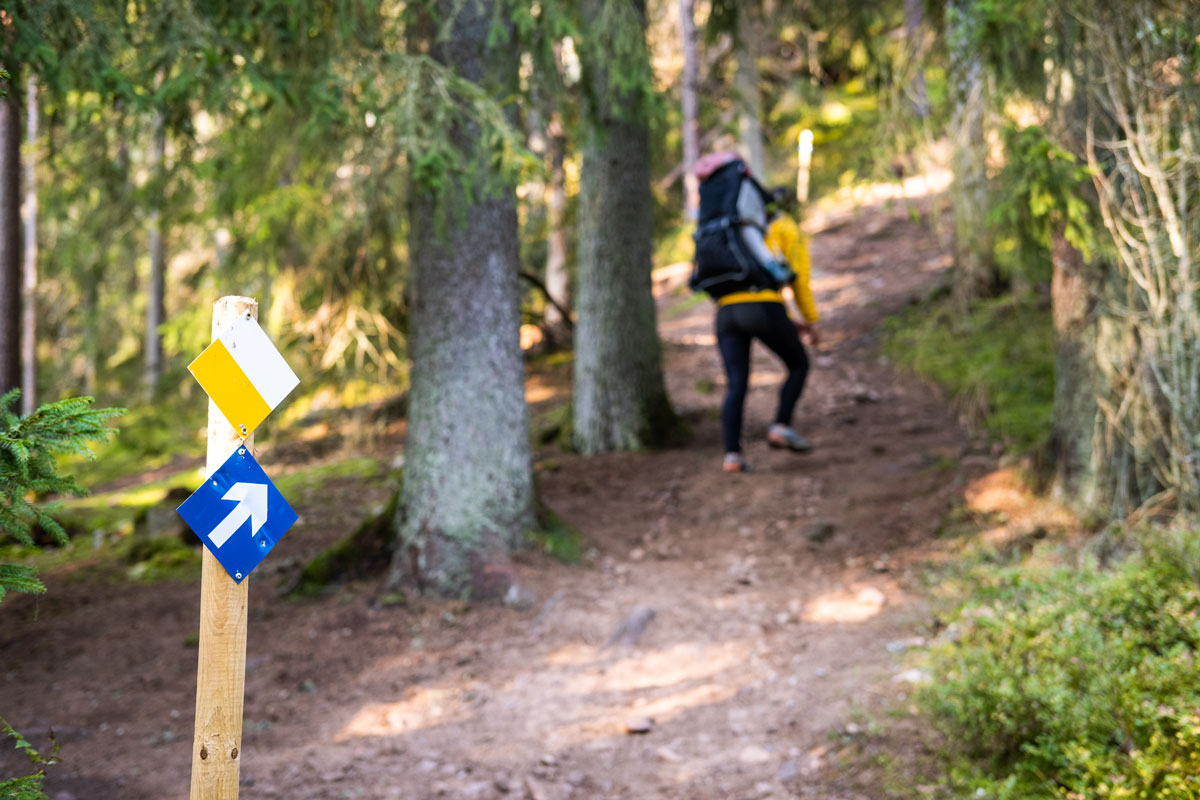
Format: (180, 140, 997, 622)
(0, 390, 122, 600)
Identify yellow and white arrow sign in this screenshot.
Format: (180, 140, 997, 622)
(188, 314, 299, 438)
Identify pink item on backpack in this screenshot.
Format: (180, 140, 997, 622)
(694, 151, 742, 181)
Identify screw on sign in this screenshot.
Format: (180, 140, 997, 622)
(178, 297, 300, 800)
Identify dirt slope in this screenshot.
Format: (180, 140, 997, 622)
(0, 193, 978, 800)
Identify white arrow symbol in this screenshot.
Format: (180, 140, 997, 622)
(208, 482, 269, 549)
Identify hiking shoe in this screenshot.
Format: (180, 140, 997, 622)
(767, 424, 813, 453)
(723, 453, 749, 473)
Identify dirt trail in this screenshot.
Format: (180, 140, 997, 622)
(1, 194, 979, 800)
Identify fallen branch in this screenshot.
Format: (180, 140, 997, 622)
(520, 270, 575, 330)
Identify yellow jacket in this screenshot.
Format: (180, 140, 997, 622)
(765, 216, 818, 323)
(716, 215, 819, 323)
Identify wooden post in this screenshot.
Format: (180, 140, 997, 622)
(796, 129, 814, 208)
(190, 295, 256, 800)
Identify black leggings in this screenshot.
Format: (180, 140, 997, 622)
(716, 301, 809, 454)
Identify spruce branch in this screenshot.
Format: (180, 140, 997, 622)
(0, 392, 123, 601)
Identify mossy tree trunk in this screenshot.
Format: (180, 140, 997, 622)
(388, 0, 533, 599)
(573, 0, 675, 455)
(1050, 236, 1101, 510)
(1046, 3, 1198, 518)
(947, 0, 995, 307)
(0, 67, 19, 398)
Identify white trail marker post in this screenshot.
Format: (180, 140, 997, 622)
(797, 129, 814, 207)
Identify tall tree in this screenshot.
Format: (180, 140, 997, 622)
(946, 0, 995, 306)
(573, 0, 674, 454)
(20, 75, 34, 415)
(143, 98, 166, 398)
(679, 0, 700, 218)
(542, 109, 571, 343)
(0, 67, 19, 399)
(734, 1, 765, 177)
(1050, 236, 1101, 509)
(388, 0, 533, 598)
(1076, 1, 1200, 514)
(904, 0, 930, 118)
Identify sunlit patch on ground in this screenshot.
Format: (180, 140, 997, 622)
(964, 468, 1028, 514)
(963, 468, 1079, 551)
(336, 685, 476, 740)
(564, 641, 747, 695)
(804, 586, 889, 623)
(807, 168, 953, 231)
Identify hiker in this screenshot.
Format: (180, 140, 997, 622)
(688, 151, 818, 473)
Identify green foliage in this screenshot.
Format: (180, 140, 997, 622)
(0, 391, 123, 601)
(527, 500, 584, 563)
(884, 297, 1053, 452)
(989, 124, 1095, 285)
(272, 456, 383, 500)
(391, 53, 534, 200)
(0, 716, 58, 800)
(124, 537, 201, 582)
(945, 0, 1053, 95)
(922, 531, 1200, 798)
(0, 776, 48, 800)
(574, 0, 660, 131)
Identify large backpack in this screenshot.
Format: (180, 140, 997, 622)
(688, 159, 777, 298)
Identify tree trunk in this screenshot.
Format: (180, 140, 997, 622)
(144, 105, 166, 398)
(679, 0, 700, 218)
(904, 0, 930, 118)
(573, 0, 675, 455)
(734, 1, 765, 178)
(388, 0, 533, 599)
(20, 75, 35, 415)
(1050, 237, 1100, 509)
(542, 111, 571, 344)
(947, 0, 995, 306)
(0, 69, 20, 400)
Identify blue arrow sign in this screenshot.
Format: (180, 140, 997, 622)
(177, 447, 298, 584)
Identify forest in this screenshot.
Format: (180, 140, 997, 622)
(2, 0, 1199, 798)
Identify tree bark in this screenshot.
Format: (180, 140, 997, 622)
(542, 111, 571, 345)
(947, 0, 995, 307)
(389, 0, 533, 599)
(904, 0, 930, 118)
(1050, 237, 1099, 509)
(679, 0, 700, 218)
(0, 69, 21, 400)
(20, 75, 35, 414)
(573, 0, 675, 455)
(144, 104, 166, 398)
(734, 1, 765, 179)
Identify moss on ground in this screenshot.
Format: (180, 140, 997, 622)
(290, 489, 400, 598)
(883, 295, 1054, 454)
